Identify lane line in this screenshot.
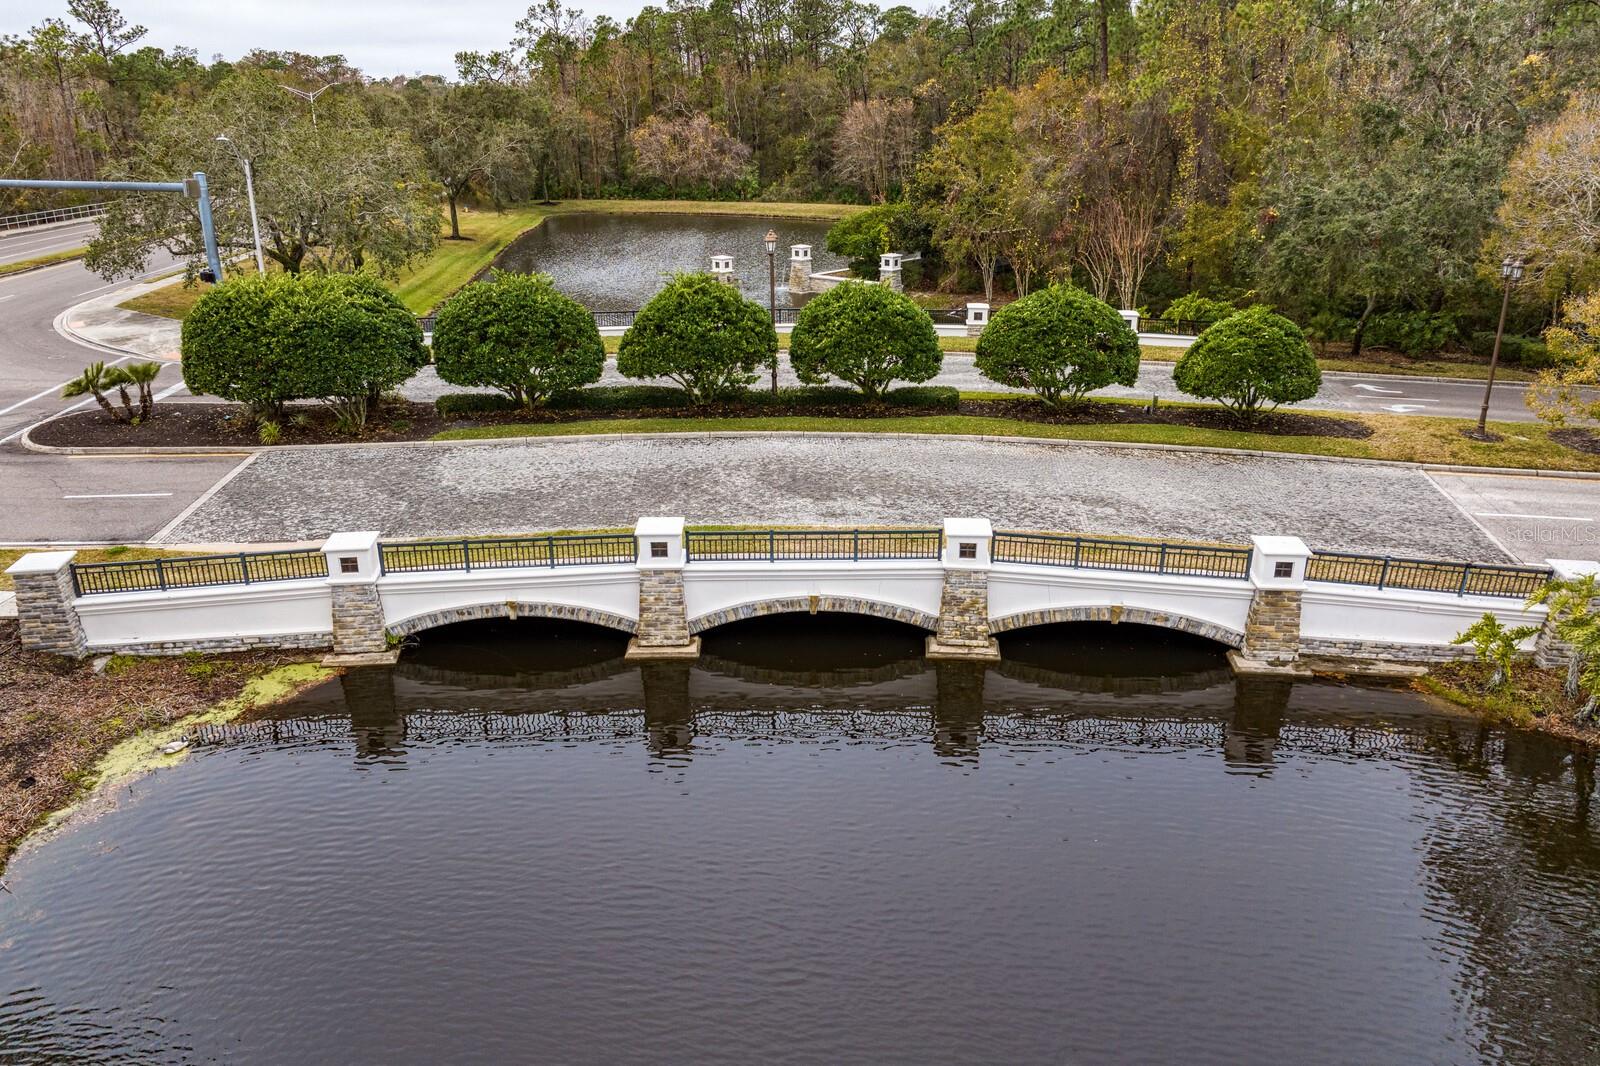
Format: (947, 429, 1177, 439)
(0, 355, 134, 417)
(1474, 511, 1593, 522)
(63, 492, 175, 499)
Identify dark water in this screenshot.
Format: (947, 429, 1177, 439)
(491, 211, 846, 308)
(3, 616, 1598, 1065)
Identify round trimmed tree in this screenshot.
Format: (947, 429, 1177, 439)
(974, 284, 1140, 406)
(433, 271, 604, 408)
(1172, 306, 1321, 422)
(183, 272, 424, 425)
(788, 282, 941, 400)
(617, 272, 777, 403)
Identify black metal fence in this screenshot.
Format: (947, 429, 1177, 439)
(72, 549, 328, 595)
(1135, 317, 1207, 337)
(992, 531, 1253, 579)
(686, 529, 943, 562)
(1306, 551, 1551, 599)
(379, 533, 635, 574)
(420, 307, 815, 334)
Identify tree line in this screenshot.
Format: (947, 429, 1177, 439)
(3, 0, 1599, 355)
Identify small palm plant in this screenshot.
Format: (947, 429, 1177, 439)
(61, 361, 164, 424)
(61, 361, 128, 422)
(1452, 613, 1540, 690)
(116, 361, 163, 423)
(1530, 574, 1600, 719)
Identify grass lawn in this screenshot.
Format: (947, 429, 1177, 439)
(0, 246, 88, 276)
(431, 408, 1600, 473)
(0, 545, 209, 593)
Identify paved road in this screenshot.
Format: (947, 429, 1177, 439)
(1425, 471, 1600, 565)
(0, 449, 244, 545)
(0, 218, 98, 266)
(158, 435, 1511, 560)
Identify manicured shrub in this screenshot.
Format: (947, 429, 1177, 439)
(1173, 306, 1321, 421)
(1364, 310, 1460, 356)
(432, 271, 604, 408)
(825, 201, 910, 278)
(616, 273, 777, 403)
(183, 272, 425, 426)
(974, 283, 1140, 406)
(1162, 293, 1237, 329)
(788, 282, 941, 400)
(436, 384, 961, 417)
(1468, 331, 1553, 368)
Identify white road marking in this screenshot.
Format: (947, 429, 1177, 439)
(1383, 404, 1435, 413)
(1353, 383, 1405, 394)
(1474, 512, 1594, 522)
(0, 294, 13, 301)
(62, 492, 175, 499)
(0, 356, 135, 418)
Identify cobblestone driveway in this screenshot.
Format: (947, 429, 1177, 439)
(161, 434, 1505, 560)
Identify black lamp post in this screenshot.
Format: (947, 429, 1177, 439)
(1476, 254, 1525, 437)
(765, 228, 779, 393)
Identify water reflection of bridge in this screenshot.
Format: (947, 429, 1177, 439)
(188, 656, 1503, 770)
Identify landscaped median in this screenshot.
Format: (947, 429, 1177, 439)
(0, 245, 88, 277)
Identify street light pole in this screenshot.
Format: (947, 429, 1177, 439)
(765, 228, 779, 394)
(216, 135, 265, 274)
(1476, 254, 1524, 437)
(280, 83, 334, 128)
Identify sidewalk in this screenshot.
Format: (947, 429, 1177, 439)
(58, 273, 183, 361)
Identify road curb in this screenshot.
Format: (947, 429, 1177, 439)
(0, 251, 87, 279)
(20, 423, 1600, 481)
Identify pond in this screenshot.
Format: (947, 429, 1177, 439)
(490, 211, 848, 309)
(2, 617, 1598, 1064)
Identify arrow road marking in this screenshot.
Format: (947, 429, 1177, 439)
(1353, 383, 1405, 394)
(1474, 512, 1593, 522)
(1383, 404, 1434, 413)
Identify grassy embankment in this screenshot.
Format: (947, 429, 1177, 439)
(433, 404, 1600, 473)
(0, 246, 88, 277)
(1418, 661, 1599, 744)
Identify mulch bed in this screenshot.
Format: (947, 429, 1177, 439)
(31, 396, 1373, 449)
(0, 619, 304, 870)
(1551, 428, 1600, 457)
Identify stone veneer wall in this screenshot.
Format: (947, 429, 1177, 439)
(102, 633, 334, 656)
(11, 565, 86, 657)
(1242, 589, 1301, 662)
(331, 583, 389, 655)
(936, 570, 993, 647)
(388, 602, 638, 637)
(635, 569, 691, 647)
(1297, 637, 1476, 663)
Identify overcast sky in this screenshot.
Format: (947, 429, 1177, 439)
(2, 0, 684, 79)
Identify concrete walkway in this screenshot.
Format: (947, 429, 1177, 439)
(157, 433, 1508, 561)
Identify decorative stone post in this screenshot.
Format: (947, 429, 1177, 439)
(322, 531, 393, 662)
(627, 516, 700, 661)
(927, 517, 1002, 662)
(710, 254, 736, 286)
(1234, 535, 1312, 674)
(1534, 559, 1600, 671)
(879, 252, 904, 292)
(1118, 309, 1140, 334)
(788, 244, 812, 294)
(965, 302, 989, 338)
(6, 550, 86, 657)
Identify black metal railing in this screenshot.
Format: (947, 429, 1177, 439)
(72, 549, 328, 595)
(992, 532, 1253, 580)
(420, 307, 814, 334)
(685, 528, 943, 562)
(1306, 551, 1551, 599)
(1137, 317, 1208, 337)
(379, 533, 635, 574)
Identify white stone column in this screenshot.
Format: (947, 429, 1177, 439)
(879, 252, 904, 292)
(710, 254, 736, 286)
(1119, 309, 1140, 334)
(787, 244, 812, 293)
(965, 302, 989, 338)
(927, 517, 1001, 662)
(322, 531, 392, 661)
(627, 516, 699, 660)
(1234, 535, 1313, 674)
(1535, 558, 1600, 672)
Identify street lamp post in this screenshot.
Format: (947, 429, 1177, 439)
(216, 135, 265, 274)
(1476, 254, 1525, 437)
(765, 228, 779, 393)
(280, 83, 334, 128)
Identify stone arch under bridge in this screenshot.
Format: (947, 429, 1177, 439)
(988, 605, 1245, 648)
(387, 601, 639, 638)
(687, 595, 940, 635)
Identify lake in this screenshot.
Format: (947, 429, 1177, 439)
(2, 616, 1597, 1064)
(490, 211, 847, 309)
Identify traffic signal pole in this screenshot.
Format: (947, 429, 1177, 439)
(0, 172, 224, 282)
